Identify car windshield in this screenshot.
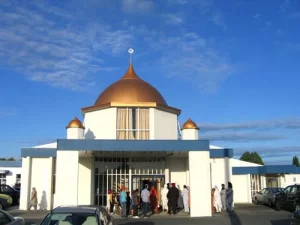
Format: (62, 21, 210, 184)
(41, 213, 99, 225)
(271, 188, 283, 193)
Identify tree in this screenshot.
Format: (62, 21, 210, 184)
(293, 156, 300, 167)
(0, 157, 16, 161)
(240, 151, 264, 165)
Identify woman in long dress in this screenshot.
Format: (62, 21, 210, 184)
(213, 185, 223, 213)
(29, 187, 37, 211)
(211, 188, 216, 213)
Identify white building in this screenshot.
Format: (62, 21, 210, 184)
(18, 62, 300, 217)
(0, 161, 22, 186)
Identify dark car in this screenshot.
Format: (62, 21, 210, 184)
(253, 187, 283, 206)
(0, 209, 25, 225)
(275, 184, 300, 212)
(36, 205, 114, 225)
(0, 197, 10, 210)
(0, 185, 20, 205)
(13, 184, 21, 192)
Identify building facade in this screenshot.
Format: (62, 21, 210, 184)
(18, 63, 300, 217)
(0, 161, 22, 186)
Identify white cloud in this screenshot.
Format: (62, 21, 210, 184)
(280, 0, 291, 12)
(0, 3, 133, 90)
(121, 0, 153, 13)
(234, 146, 300, 156)
(210, 12, 227, 30)
(201, 132, 285, 142)
(0, 2, 234, 93)
(0, 108, 18, 116)
(253, 13, 261, 23)
(154, 32, 233, 93)
(199, 118, 300, 132)
(162, 14, 183, 24)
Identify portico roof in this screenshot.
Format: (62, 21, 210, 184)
(21, 139, 233, 158)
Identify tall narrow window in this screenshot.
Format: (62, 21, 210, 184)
(116, 108, 149, 140)
(16, 174, 21, 184)
(0, 174, 6, 185)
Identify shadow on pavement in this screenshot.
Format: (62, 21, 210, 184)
(227, 211, 242, 225)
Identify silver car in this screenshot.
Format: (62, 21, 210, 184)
(253, 187, 283, 207)
(37, 206, 114, 225)
(0, 209, 25, 225)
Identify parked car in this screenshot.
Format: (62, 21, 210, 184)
(36, 206, 114, 225)
(0, 185, 20, 205)
(0, 194, 13, 205)
(13, 184, 21, 192)
(253, 187, 283, 206)
(275, 184, 300, 212)
(0, 197, 10, 210)
(0, 208, 25, 225)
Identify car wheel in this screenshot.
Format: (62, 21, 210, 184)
(268, 200, 272, 207)
(275, 201, 281, 211)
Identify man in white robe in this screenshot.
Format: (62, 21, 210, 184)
(161, 184, 169, 212)
(181, 185, 189, 212)
(214, 185, 223, 213)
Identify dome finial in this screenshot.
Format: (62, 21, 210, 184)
(128, 48, 134, 64)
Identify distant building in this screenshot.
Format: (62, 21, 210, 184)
(0, 161, 22, 186)
(18, 61, 300, 217)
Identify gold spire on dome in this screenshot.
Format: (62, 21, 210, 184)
(181, 118, 199, 130)
(120, 63, 140, 80)
(66, 117, 85, 129)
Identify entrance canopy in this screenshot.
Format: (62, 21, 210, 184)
(21, 139, 233, 158)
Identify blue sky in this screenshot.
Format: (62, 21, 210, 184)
(0, 0, 300, 164)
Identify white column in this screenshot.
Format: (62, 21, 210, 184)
(224, 157, 232, 185)
(78, 157, 93, 205)
(164, 168, 170, 184)
(186, 158, 190, 186)
(46, 157, 54, 210)
(129, 158, 132, 194)
(54, 151, 79, 207)
(247, 174, 252, 203)
(19, 157, 32, 210)
(261, 175, 266, 188)
(189, 151, 212, 217)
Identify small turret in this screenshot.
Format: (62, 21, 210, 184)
(181, 118, 199, 140)
(66, 117, 85, 139)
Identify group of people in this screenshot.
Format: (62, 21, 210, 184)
(211, 182, 234, 213)
(161, 183, 190, 215)
(107, 182, 191, 218)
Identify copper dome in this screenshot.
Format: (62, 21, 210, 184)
(66, 117, 85, 129)
(94, 63, 168, 106)
(181, 118, 199, 130)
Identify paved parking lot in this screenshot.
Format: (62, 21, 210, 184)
(6, 204, 298, 225)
